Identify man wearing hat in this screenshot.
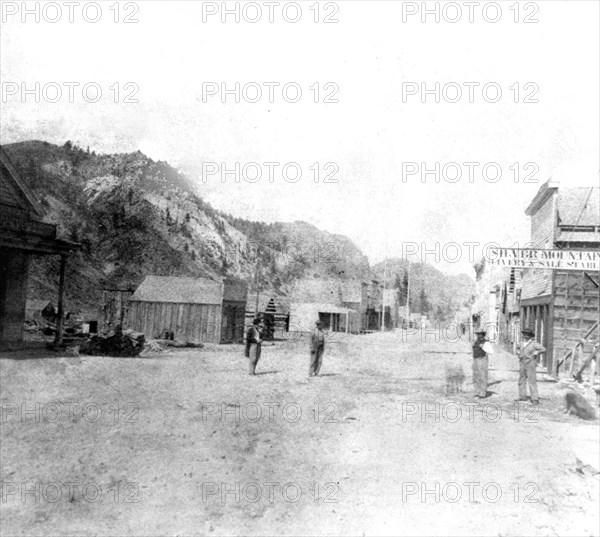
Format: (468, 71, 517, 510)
(309, 320, 326, 377)
(516, 328, 546, 404)
(246, 317, 263, 376)
(472, 329, 489, 398)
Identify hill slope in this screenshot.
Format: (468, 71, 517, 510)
(373, 258, 475, 323)
(4, 141, 371, 315)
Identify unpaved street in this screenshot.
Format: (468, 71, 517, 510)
(1, 332, 598, 536)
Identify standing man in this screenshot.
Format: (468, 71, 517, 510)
(516, 328, 546, 405)
(246, 317, 263, 376)
(309, 320, 325, 377)
(472, 329, 489, 398)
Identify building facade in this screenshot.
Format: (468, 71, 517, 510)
(289, 279, 362, 333)
(128, 276, 248, 344)
(520, 181, 599, 374)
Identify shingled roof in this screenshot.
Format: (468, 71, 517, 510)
(130, 276, 224, 304)
(0, 145, 43, 217)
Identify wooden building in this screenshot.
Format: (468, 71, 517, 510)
(521, 181, 599, 374)
(127, 276, 247, 344)
(25, 299, 56, 323)
(494, 268, 523, 353)
(0, 145, 77, 347)
(363, 279, 384, 331)
(245, 292, 291, 336)
(383, 288, 401, 329)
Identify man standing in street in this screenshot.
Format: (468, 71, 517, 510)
(472, 329, 489, 398)
(516, 328, 546, 405)
(246, 317, 263, 376)
(309, 320, 325, 377)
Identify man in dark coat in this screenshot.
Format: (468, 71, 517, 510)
(472, 329, 489, 398)
(309, 320, 325, 377)
(246, 317, 263, 376)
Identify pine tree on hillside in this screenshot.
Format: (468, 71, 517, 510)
(419, 288, 431, 315)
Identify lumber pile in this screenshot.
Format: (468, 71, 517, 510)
(80, 330, 145, 357)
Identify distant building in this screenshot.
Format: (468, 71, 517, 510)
(25, 299, 56, 323)
(289, 279, 361, 333)
(0, 145, 77, 346)
(495, 268, 523, 353)
(128, 276, 247, 344)
(363, 279, 384, 331)
(245, 294, 291, 338)
(471, 260, 510, 342)
(383, 288, 401, 329)
(521, 181, 599, 374)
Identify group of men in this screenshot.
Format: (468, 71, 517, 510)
(245, 317, 326, 377)
(472, 327, 546, 404)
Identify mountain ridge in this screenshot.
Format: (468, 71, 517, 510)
(4, 140, 474, 321)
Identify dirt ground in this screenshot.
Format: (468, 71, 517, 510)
(1, 331, 598, 537)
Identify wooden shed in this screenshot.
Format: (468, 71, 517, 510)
(25, 299, 56, 322)
(128, 276, 247, 344)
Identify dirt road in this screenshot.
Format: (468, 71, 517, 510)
(1, 331, 598, 536)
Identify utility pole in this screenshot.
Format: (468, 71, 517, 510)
(254, 246, 260, 316)
(405, 260, 411, 327)
(380, 257, 387, 331)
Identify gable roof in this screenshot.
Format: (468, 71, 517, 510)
(25, 299, 53, 312)
(130, 276, 224, 304)
(0, 145, 43, 216)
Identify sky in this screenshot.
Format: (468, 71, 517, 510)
(1, 0, 599, 275)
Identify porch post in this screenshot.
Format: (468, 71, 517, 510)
(53, 254, 67, 348)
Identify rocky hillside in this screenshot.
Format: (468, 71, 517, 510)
(373, 258, 475, 323)
(4, 141, 371, 315)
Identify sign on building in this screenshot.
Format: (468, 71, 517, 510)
(488, 248, 600, 271)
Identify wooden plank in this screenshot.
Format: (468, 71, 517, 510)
(143, 302, 151, 337)
(133, 302, 141, 333)
(176, 304, 184, 339)
(204, 305, 212, 342)
(128, 302, 140, 332)
(201, 304, 209, 342)
(201, 305, 208, 342)
(155, 303, 163, 338)
(556, 321, 599, 375)
(182, 304, 190, 341)
(190, 303, 198, 342)
(210, 305, 217, 343)
(144, 303, 151, 338)
(191, 304, 200, 343)
(166, 302, 177, 333)
(150, 303, 158, 338)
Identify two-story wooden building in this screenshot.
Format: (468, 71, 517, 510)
(521, 181, 599, 374)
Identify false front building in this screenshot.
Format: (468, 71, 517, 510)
(520, 181, 599, 374)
